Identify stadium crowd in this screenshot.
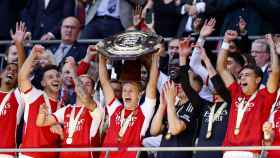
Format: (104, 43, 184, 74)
(1, 0, 280, 158)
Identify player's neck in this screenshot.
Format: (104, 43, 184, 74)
(44, 89, 58, 101)
(0, 83, 14, 92)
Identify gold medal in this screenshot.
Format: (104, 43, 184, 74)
(234, 128, 240, 135)
(66, 137, 73, 144)
(117, 134, 123, 142)
(165, 133, 172, 140)
(206, 131, 212, 139)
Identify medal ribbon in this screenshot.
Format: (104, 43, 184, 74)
(68, 106, 85, 140)
(118, 108, 134, 141)
(206, 102, 227, 137)
(235, 91, 258, 135)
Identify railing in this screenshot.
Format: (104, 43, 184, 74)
(0, 35, 263, 45)
(0, 146, 280, 158)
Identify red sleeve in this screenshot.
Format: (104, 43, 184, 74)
(228, 82, 240, 99)
(77, 60, 90, 76)
(260, 88, 277, 123)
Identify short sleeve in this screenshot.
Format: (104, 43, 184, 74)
(140, 97, 157, 136)
(106, 97, 122, 117)
(89, 107, 104, 138)
(21, 86, 43, 104)
(14, 88, 25, 125)
(259, 88, 277, 123)
(227, 82, 240, 99)
(157, 71, 169, 93)
(53, 106, 67, 124)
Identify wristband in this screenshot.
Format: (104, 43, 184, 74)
(221, 41, 230, 50)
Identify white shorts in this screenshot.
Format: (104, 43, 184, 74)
(223, 151, 258, 158)
(18, 153, 33, 158)
(0, 154, 15, 158)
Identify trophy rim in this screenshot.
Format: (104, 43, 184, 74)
(97, 30, 163, 60)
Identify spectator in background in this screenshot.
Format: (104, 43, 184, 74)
(177, 0, 205, 37)
(205, 0, 280, 35)
(79, 0, 139, 39)
(251, 39, 271, 85)
(159, 38, 179, 75)
(0, 0, 27, 41)
(48, 16, 87, 67)
(142, 0, 184, 37)
(21, 0, 75, 40)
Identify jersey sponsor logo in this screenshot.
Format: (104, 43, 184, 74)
(203, 110, 228, 122)
(115, 112, 137, 127)
(65, 118, 85, 133)
(235, 97, 255, 112)
(0, 103, 12, 117)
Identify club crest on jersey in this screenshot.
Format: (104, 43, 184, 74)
(65, 118, 85, 133)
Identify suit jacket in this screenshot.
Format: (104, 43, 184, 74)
(21, 0, 75, 39)
(0, 0, 27, 40)
(48, 42, 87, 67)
(85, 0, 142, 28)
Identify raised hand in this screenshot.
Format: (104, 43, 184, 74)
(163, 81, 176, 107)
(84, 45, 97, 62)
(262, 122, 274, 145)
(193, 18, 202, 32)
(40, 33, 55, 41)
(274, 35, 280, 55)
(238, 16, 247, 33)
(224, 30, 238, 42)
(133, 5, 143, 26)
(31, 45, 45, 57)
(178, 37, 193, 57)
(10, 21, 27, 44)
(199, 18, 216, 37)
(265, 34, 275, 49)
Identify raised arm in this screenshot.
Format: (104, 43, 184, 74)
(65, 57, 96, 111)
(98, 54, 115, 105)
(266, 34, 280, 93)
(178, 38, 204, 106)
(18, 45, 43, 92)
(164, 81, 186, 135)
(10, 21, 27, 69)
(216, 30, 237, 87)
(77, 45, 97, 76)
(145, 45, 161, 99)
(195, 45, 217, 78)
(189, 18, 216, 84)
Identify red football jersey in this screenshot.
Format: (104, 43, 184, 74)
(267, 90, 280, 158)
(20, 87, 61, 158)
(53, 105, 103, 158)
(100, 97, 156, 158)
(0, 88, 24, 156)
(223, 82, 277, 153)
